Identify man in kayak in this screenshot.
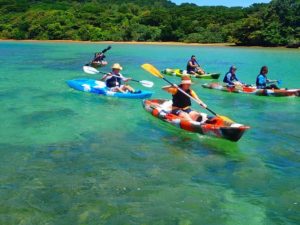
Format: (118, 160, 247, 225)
(101, 63, 134, 93)
(91, 52, 108, 67)
(256, 66, 279, 89)
(223, 66, 243, 87)
(186, 55, 205, 75)
(162, 76, 208, 122)
(89, 46, 111, 68)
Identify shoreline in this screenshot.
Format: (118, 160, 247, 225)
(0, 39, 298, 49)
(0, 39, 234, 47)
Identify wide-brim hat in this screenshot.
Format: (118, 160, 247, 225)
(180, 75, 193, 85)
(112, 63, 123, 70)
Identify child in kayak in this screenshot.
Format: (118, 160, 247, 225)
(162, 76, 208, 122)
(256, 66, 279, 89)
(101, 63, 134, 93)
(223, 66, 243, 87)
(186, 55, 205, 75)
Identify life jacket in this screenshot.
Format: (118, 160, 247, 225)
(106, 73, 122, 88)
(186, 60, 196, 73)
(172, 85, 192, 108)
(256, 74, 267, 88)
(223, 72, 237, 83)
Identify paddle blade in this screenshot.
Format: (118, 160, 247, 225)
(217, 115, 235, 123)
(277, 80, 282, 85)
(83, 66, 99, 75)
(141, 64, 164, 78)
(139, 80, 154, 88)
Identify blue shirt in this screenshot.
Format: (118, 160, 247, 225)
(223, 72, 240, 85)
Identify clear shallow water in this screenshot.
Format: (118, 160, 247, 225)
(0, 41, 299, 225)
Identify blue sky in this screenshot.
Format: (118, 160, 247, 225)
(172, 0, 271, 7)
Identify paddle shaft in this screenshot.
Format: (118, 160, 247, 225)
(162, 77, 217, 116)
(97, 71, 139, 83)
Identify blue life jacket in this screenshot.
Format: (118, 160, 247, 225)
(223, 72, 238, 85)
(106, 73, 122, 88)
(256, 74, 267, 89)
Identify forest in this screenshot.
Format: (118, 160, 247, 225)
(0, 0, 299, 47)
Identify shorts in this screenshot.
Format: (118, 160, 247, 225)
(171, 108, 192, 116)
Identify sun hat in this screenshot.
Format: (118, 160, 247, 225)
(180, 75, 193, 85)
(112, 63, 123, 70)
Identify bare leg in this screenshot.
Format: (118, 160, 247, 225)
(197, 68, 205, 75)
(122, 85, 135, 92)
(178, 112, 193, 120)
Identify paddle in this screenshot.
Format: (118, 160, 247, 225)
(82, 66, 154, 88)
(141, 63, 234, 123)
(100, 45, 111, 54)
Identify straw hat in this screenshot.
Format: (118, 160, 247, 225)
(112, 63, 123, 70)
(180, 75, 193, 85)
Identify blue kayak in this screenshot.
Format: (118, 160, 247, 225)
(67, 79, 153, 99)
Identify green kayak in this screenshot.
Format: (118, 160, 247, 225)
(162, 68, 220, 79)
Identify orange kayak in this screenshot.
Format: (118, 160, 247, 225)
(143, 99, 249, 142)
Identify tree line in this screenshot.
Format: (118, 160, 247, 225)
(0, 0, 299, 47)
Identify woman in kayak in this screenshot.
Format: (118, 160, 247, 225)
(256, 66, 279, 89)
(163, 76, 208, 122)
(223, 66, 243, 86)
(186, 55, 205, 75)
(101, 63, 134, 93)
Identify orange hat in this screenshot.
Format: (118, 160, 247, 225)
(180, 75, 193, 85)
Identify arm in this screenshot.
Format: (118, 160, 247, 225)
(101, 73, 111, 81)
(162, 85, 178, 95)
(119, 74, 132, 82)
(189, 61, 198, 68)
(190, 90, 207, 108)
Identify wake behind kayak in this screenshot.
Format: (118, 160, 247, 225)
(67, 79, 153, 99)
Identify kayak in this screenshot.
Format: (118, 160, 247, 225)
(67, 79, 153, 99)
(202, 83, 300, 97)
(162, 68, 220, 79)
(143, 99, 249, 142)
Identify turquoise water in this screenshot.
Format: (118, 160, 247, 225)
(0, 41, 299, 225)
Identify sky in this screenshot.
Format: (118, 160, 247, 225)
(172, 0, 271, 7)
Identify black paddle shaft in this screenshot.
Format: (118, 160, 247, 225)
(98, 71, 140, 83)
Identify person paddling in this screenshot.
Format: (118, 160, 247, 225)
(101, 63, 134, 93)
(223, 66, 243, 87)
(162, 76, 208, 122)
(256, 66, 279, 89)
(186, 55, 205, 75)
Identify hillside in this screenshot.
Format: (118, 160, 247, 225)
(0, 0, 299, 47)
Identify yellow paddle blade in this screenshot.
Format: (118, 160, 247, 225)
(141, 63, 164, 78)
(217, 115, 235, 124)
